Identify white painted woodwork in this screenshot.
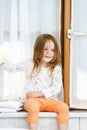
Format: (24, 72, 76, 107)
(0, 111, 87, 130)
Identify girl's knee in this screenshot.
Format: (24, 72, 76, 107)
(24, 98, 40, 112)
(63, 103, 69, 109)
(56, 102, 69, 114)
(60, 103, 69, 113)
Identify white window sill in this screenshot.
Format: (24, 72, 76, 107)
(0, 111, 87, 118)
(0, 128, 28, 130)
(0, 111, 57, 118)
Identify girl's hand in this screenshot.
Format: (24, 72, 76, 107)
(26, 91, 45, 99)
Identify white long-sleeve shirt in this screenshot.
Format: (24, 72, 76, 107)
(1, 59, 64, 102)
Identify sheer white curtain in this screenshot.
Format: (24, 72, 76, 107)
(0, 0, 61, 101)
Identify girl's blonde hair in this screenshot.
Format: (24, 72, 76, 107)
(30, 34, 61, 79)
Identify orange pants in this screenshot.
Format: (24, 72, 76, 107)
(24, 98, 69, 124)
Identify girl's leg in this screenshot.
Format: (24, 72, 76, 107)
(24, 98, 69, 130)
(24, 98, 41, 130)
(42, 99, 69, 130)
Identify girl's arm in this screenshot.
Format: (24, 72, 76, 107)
(0, 59, 33, 72)
(26, 91, 45, 98)
(0, 61, 18, 72)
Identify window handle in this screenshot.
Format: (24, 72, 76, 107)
(67, 29, 87, 39)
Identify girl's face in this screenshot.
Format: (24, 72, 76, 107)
(41, 40, 55, 67)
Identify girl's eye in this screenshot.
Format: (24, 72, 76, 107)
(44, 48, 48, 50)
(44, 49, 55, 52)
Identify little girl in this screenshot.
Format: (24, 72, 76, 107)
(0, 34, 69, 130)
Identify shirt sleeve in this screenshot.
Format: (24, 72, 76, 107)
(15, 59, 33, 72)
(42, 66, 63, 98)
(0, 59, 33, 72)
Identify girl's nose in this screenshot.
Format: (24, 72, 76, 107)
(47, 50, 51, 54)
